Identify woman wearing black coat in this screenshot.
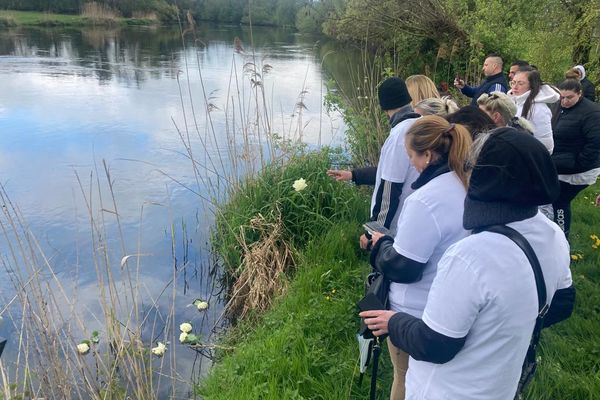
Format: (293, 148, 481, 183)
(552, 79, 600, 238)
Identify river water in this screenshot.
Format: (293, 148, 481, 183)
(0, 24, 355, 398)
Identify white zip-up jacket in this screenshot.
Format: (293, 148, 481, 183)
(509, 85, 559, 153)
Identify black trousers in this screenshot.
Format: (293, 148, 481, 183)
(552, 181, 588, 239)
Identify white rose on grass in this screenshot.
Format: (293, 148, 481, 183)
(292, 178, 307, 192)
(179, 322, 193, 333)
(179, 332, 188, 343)
(151, 342, 167, 357)
(77, 343, 90, 355)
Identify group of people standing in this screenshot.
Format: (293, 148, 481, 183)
(326, 53, 599, 399)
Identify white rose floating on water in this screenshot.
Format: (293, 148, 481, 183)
(77, 343, 90, 355)
(193, 299, 209, 311)
(292, 178, 307, 192)
(151, 342, 167, 357)
(179, 322, 193, 333)
(179, 332, 189, 343)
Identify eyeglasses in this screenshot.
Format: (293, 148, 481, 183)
(510, 80, 527, 87)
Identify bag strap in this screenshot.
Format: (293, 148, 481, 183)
(474, 225, 548, 316)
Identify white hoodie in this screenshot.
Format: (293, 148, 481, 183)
(508, 84, 559, 153)
(574, 65, 586, 81)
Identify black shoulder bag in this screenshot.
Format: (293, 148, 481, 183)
(477, 225, 549, 400)
(356, 271, 389, 400)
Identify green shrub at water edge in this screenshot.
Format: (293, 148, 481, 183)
(213, 149, 370, 277)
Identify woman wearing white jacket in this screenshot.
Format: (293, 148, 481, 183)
(509, 69, 559, 153)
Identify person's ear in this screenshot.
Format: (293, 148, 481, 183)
(424, 150, 433, 164)
(492, 112, 503, 126)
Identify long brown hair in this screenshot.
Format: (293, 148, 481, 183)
(405, 115, 472, 188)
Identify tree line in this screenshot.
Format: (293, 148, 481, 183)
(0, 0, 323, 27)
(319, 0, 599, 84)
(2, 0, 597, 83)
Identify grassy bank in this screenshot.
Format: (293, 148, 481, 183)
(200, 150, 600, 399)
(0, 10, 159, 27)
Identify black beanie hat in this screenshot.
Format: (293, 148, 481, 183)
(463, 127, 560, 230)
(378, 77, 412, 110)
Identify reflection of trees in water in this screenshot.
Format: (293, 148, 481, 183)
(0, 24, 358, 88)
(0, 26, 186, 85)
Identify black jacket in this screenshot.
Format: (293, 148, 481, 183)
(461, 72, 509, 106)
(581, 78, 596, 102)
(552, 97, 600, 174)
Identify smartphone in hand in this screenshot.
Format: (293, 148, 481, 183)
(363, 221, 392, 237)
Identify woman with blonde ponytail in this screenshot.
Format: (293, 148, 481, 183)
(360, 115, 472, 400)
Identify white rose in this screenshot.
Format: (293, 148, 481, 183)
(179, 332, 188, 343)
(292, 178, 307, 192)
(77, 343, 90, 355)
(151, 342, 167, 356)
(195, 301, 209, 311)
(179, 322, 193, 333)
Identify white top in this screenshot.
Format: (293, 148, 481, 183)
(559, 167, 600, 185)
(509, 85, 559, 153)
(389, 172, 469, 317)
(405, 213, 572, 400)
(371, 117, 420, 232)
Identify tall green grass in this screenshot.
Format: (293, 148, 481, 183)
(0, 10, 159, 27)
(214, 149, 370, 276)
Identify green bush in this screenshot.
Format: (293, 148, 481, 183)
(213, 148, 370, 277)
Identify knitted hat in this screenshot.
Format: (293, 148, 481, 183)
(463, 127, 560, 230)
(378, 77, 412, 110)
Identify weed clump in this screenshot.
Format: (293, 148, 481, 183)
(225, 211, 294, 320)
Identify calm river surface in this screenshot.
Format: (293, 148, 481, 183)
(0, 24, 355, 397)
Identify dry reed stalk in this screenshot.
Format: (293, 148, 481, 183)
(0, 163, 188, 398)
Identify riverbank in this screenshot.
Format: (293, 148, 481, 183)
(200, 160, 600, 399)
(0, 10, 159, 27)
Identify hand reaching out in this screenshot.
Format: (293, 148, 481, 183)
(326, 169, 352, 182)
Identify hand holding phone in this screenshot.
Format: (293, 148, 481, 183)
(454, 76, 465, 88)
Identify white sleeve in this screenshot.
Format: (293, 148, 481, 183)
(531, 103, 553, 139)
(392, 198, 441, 263)
(556, 252, 573, 290)
(379, 124, 412, 184)
(421, 250, 483, 338)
